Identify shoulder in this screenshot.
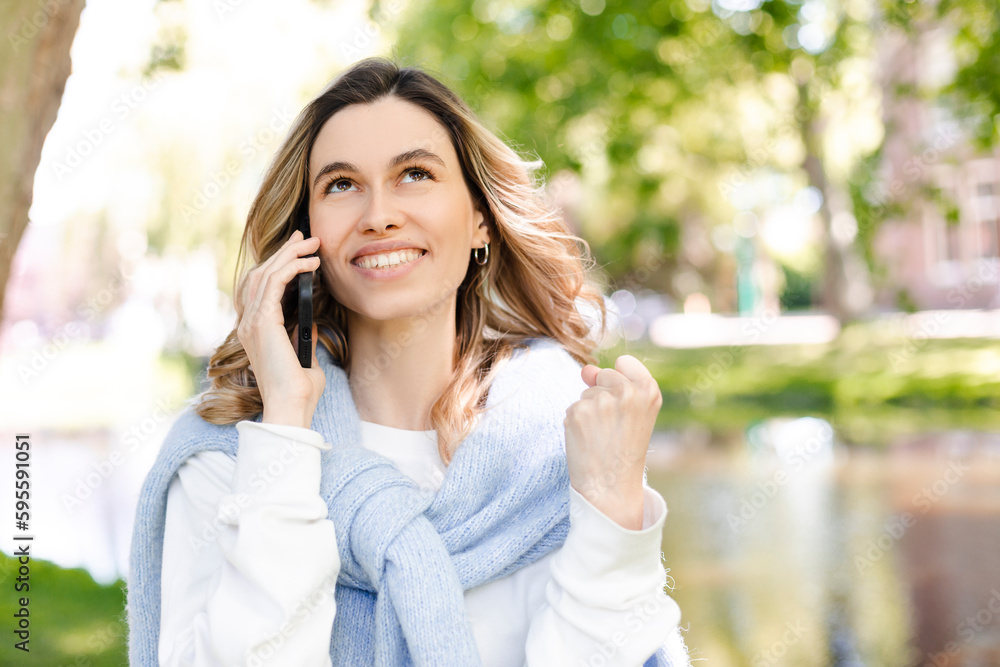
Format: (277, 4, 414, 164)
(165, 401, 242, 442)
(488, 337, 588, 410)
(159, 403, 241, 461)
(143, 404, 241, 503)
(507, 337, 584, 373)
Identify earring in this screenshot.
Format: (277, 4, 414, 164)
(473, 243, 489, 266)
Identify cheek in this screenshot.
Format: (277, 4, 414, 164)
(310, 207, 355, 241)
(314, 243, 338, 274)
(422, 197, 476, 254)
(315, 247, 348, 299)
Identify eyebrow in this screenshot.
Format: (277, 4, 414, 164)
(312, 148, 447, 189)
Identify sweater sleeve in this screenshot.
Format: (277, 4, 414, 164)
(158, 421, 340, 666)
(523, 484, 685, 666)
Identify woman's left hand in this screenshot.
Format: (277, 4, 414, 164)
(563, 355, 663, 530)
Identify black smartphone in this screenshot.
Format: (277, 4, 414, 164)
(297, 209, 314, 368)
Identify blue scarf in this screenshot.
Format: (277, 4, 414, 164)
(126, 337, 681, 665)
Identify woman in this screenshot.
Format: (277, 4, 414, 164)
(127, 57, 690, 666)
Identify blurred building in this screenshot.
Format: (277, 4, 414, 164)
(872, 19, 1000, 311)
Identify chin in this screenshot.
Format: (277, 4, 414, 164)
(345, 295, 435, 323)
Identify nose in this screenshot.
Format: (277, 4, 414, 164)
(357, 186, 404, 234)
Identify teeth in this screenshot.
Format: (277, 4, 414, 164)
(354, 249, 424, 270)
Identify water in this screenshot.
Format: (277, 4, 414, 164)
(3, 418, 1000, 665)
(650, 419, 1000, 666)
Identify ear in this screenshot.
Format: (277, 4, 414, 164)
(474, 211, 490, 246)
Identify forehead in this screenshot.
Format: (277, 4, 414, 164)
(310, 97, 457, 171)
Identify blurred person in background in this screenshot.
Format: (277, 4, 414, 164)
(125, 57, 689, 666)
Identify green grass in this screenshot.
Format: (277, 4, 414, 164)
(0, 550, 127, 666)
(599, 324, 1000, 444)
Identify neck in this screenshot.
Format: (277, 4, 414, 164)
(344, 301, 457, 432)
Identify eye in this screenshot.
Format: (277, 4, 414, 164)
(325, 178, 357, 194)
(401, 168, 433, 184)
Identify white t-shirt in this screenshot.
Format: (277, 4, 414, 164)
(158, 420, 686, 666)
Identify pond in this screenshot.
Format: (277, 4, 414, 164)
(650, 418, 1000, 666)
(2, 417, 999, 666)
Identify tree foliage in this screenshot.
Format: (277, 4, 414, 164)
(388, 0, 999, 314)
(937, 0, 1000, 149)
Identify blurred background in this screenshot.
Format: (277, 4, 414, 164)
(1, 0, 1000, 664)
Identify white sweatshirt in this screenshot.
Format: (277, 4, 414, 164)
(158, 420, 686, 666)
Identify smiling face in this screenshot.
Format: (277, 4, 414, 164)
(306, 96, 489, 326)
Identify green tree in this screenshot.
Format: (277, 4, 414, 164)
(389, 0, 890, 320)
(937, 0, 1000, 149)
(391, 0, 753, 301)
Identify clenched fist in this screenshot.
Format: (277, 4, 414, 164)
(564, 355, 663, 530)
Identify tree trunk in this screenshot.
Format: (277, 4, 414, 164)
(797, 83, 873, 322)
(0, 0, 86, 323)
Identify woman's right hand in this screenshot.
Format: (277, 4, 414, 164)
(237, 229, 325, 429)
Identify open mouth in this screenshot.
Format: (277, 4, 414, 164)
(351, 249, 427, 270)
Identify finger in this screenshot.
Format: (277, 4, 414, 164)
(257, 256, 321, 315)
(593, 366, 629, 390)
(254, 232, 319, 284)
(240, 233, 318, 332)
(281, 230, 320, 256)
(581, 364, 599, 387)
(254, 230, 304, 279)
(266, 234, 321, 292)
(579, 385, 612, 401)
(613, 355, 656, 387)
(250, 255, 320, 323)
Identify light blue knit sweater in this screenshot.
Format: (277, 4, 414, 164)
(126, 337, 683, 665)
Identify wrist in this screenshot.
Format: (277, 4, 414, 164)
(261, 402, 314, 429)
(571, 479, 645, 530)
